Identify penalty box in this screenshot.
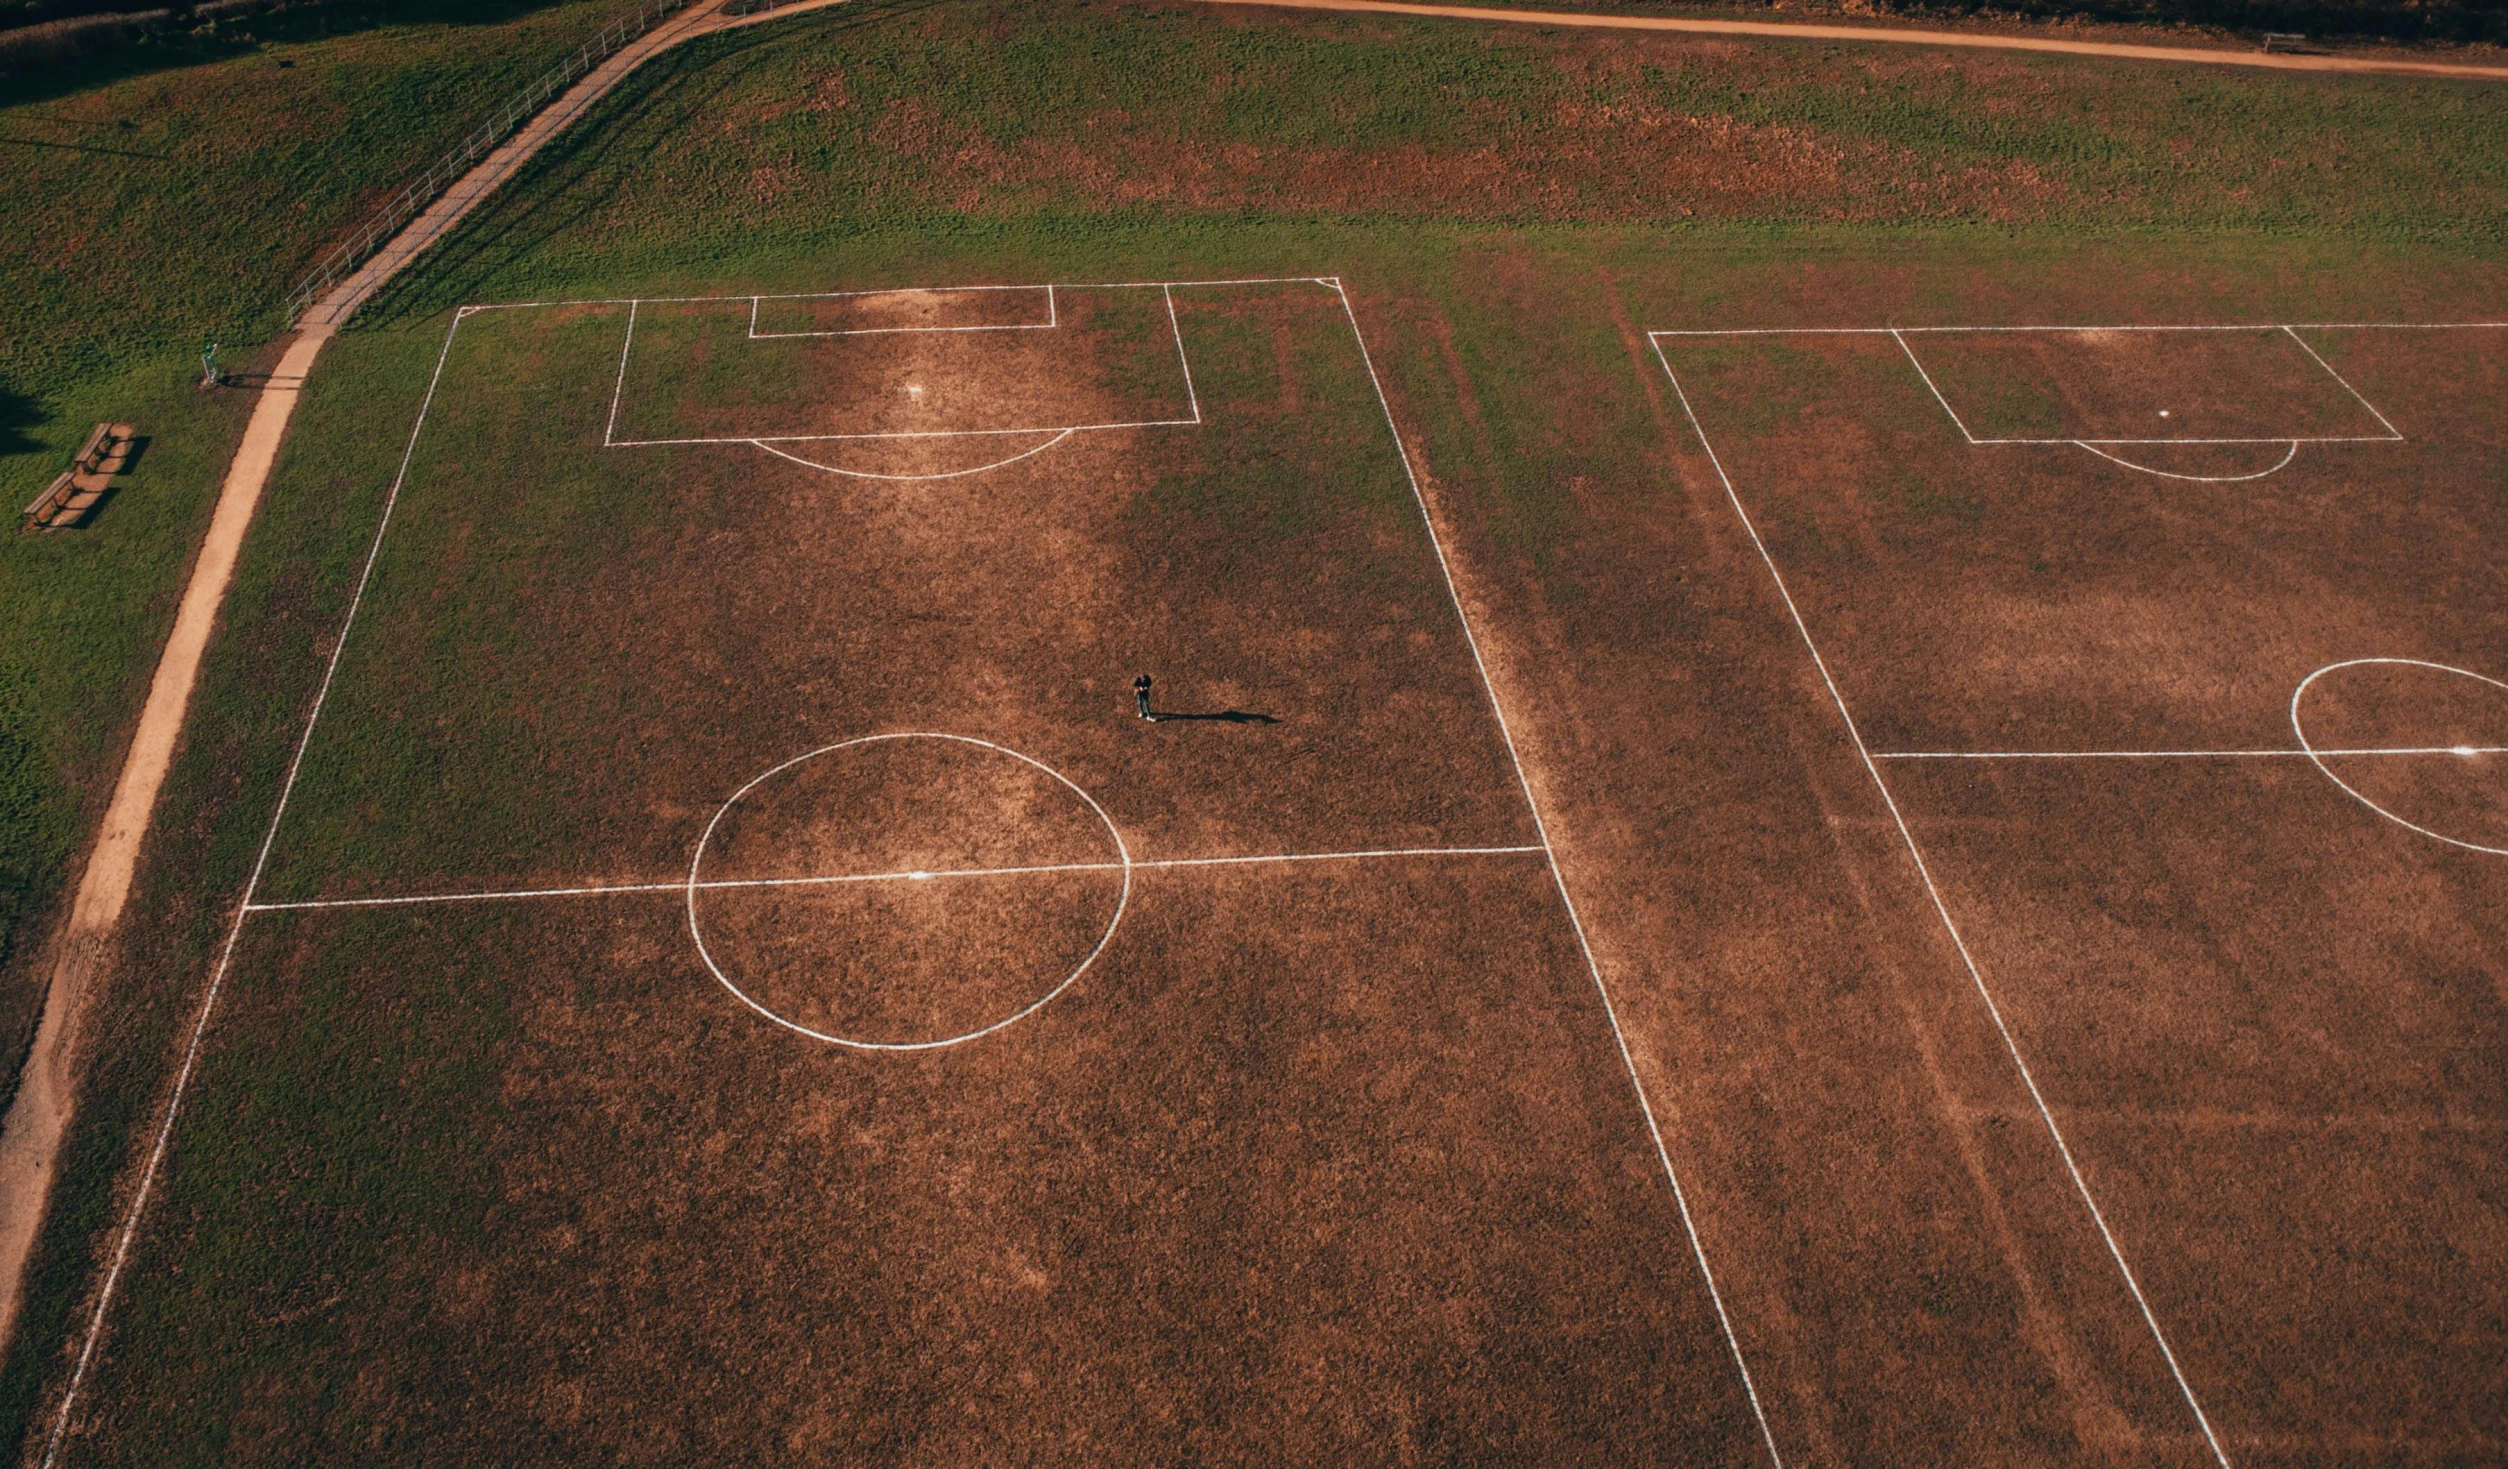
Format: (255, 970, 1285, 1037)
(1648, 322, 2502, 757)
(1886, 324, 2401, 445)
(605, 283, 1200, 449)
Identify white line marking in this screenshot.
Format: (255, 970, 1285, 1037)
(602, 296, 638, 448)
(251, 879, 686, 911)
(1993, 434, 2381, 446)
(1164, 284, 1204, 426)
(749, 430, 1076, 481)
(614, 418, 1200, 447)
(2280, 326, 2408, 440)
(40, 312, 472, 1467)
(451, 277, 1343, 316)
(1890, 328, 1979, 444)
(752, 282, 1054, 302)
(606, 281, 1208, 450)
(244, 845, 1552, 913)
(1137, 843, 1543, 870)
(746, 283, 1059, 339)
(1649, 321, 2508, 337)
(1652, 335, 2233, 1467)
(686, 733, 1132, 1053)
(1337, 281, 1784, 1465)
(1886, 330, 2390, 452)
(2293, 658, 2508, 857)
(1877, 745, 2508, 761)
(2072, 440, 2301, 481)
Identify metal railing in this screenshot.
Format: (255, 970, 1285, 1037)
(283, 0, 691, 323)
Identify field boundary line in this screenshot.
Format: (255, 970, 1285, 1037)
(1651, 334, 2234, 1467)
(0, 323, 338, 1360)
(1186, 0, 2508, 79)
(1334, 280, 1784, 1466)
(746, 283, 1059, 339)
(245, 844, 1552, 914)
(36, 312, 472, 1467)
(462, 276, 1341, 316)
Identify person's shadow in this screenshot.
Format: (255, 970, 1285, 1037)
(1153, 709, 1279, 725)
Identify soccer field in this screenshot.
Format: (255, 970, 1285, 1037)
(34, 269, 2508, 1466)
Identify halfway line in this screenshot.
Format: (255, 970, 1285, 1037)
(1877, 745, 2508, 761)
(245, 844, 1548, 913)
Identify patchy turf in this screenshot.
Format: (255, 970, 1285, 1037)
(11, 0, 2508, 1461)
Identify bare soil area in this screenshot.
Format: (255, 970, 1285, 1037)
(34, 254, 2508, 1464)
(46, 278, 1782, 1463)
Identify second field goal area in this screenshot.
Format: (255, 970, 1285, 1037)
(604, 283, 1201, 446)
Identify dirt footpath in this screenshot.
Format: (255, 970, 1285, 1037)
(0, 0, 862, 1382)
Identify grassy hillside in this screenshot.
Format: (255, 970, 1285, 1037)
(0, 0, 628, 1111)
(374, 0, 2507, 325)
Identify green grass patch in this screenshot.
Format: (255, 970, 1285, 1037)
(0, 0, 628, 1107)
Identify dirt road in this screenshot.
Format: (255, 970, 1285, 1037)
(0, 0, 858, 1391)
(1197, 0, 2508, 82)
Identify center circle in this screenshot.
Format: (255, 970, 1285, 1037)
(686, 734, 1130, 1050)
(2291, 658, 2508, 857)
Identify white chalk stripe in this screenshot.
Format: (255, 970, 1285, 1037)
(749, 431, 1074, 482)
(244, 845, 1550, 914)
(1648, 321, 2508, 337)
(1338, 281, 1786, 1466)
(40, 310, 472, 1466)
(1654, 335, 2234, 1467)
(1877, 746, 2508, 760)
(2073, 440, 2300, 482)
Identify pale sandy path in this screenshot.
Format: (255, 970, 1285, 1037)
(1197, 0, 2508, 81)
(0, 0, 855, 1441)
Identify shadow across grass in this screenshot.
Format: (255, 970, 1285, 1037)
(0, 382, 45, 458)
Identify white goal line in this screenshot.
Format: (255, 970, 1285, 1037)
(746, 283, 1059, 340)
(245, 843, 1549, 914)
(461, 275, 1344, 316)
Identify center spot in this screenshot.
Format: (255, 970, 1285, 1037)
(687, 735, 1129, 1049)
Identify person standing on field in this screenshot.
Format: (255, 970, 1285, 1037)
(1135, 674, 1156, 721)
